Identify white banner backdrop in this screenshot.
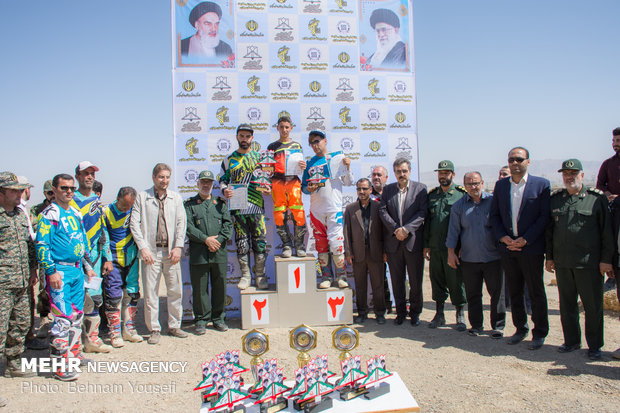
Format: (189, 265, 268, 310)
(171, 0, 417, 319)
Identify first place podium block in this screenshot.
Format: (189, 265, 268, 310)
(240, 256, 353, 329)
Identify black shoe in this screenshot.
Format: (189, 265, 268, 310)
(508, 331, 528, 345)
(490, 330, 504, 339)
(376, 314, 386, 325)
(588, 348, 602, 360)
(528, 337, 545, 350)
(214, 322, 229, 332)
(410, 315, 420, 326)
(468, 328, 482, 337)
(428, 313, 446, 329)
(25, 338, 48, 351)
(353, 314, 367, 324)
(558, 343, 581, 353)
(394, 315, 405, 325)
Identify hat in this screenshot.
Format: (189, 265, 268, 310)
(434, 160, 455, 172)
(308, 130, 326, 140)
(17, 176, 33, 189)
(236, 123, 254, 134)
(75, 161, 99, 174)
(0, 172, 32, 189)
(558, 159, 583, 172)
(43, 180, 53, 193)
(198, 170, 215, 181)
(370, 8, 401, 29)
(189, 1, 222, 27)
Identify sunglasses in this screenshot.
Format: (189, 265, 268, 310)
(59, 186, 76, 192)
(309, 139, 323, 146)
(45, 191, 54, 196)
(508, 157, 527, 164)
(356, 187, 371, 191)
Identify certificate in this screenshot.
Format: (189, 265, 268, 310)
(286, 150, 304, 176)
(328, 152, 348, 178)
(228, 184, 248, 211)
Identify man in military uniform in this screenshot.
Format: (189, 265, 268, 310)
(185, 170, 233, 334)
(0, 172, 38, 387)
(546, 159, 613, 360)
(423, 160, 467, 330)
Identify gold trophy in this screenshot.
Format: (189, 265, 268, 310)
(289, 324, 317, 368)
(332, 325, 359, 362)
(332, 326, 368, 401)
(242, 329, 269, 385)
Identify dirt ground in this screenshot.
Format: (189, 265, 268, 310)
(1, 267, 619, 412)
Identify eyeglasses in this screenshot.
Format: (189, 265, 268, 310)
(464, 182, 482, 187)
(59, 186, 76, 192)
(508, 157, 527, 164)
(356, 187, 371, 191)
(375, 27, 394, 35)
(309, 139, 323, 146)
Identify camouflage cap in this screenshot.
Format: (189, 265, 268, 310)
(198, 170, 215, 181)
(43, 180, 53, 193)
(434, 160, 455, 172)
(558, 158, 583, 172)
(0, 171, 32, 189)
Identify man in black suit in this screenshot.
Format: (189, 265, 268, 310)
(344, 178, 386, 325)
(490, 147, 550, 350)
(378, 158, 428, 325)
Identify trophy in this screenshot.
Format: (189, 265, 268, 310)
(358, 355, 392, 400)
(290, 356, 335, 412)
(194, 351, 250, 412)
(241, 329, 269, 385)
(251, 359, 290, 413)
(306, 165, 328, 188)
(289, 324, 317, 368)
(331, 326, 368, 401)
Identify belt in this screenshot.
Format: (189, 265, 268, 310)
(156, 243, 168, 248)
(57, 261, 80, 268)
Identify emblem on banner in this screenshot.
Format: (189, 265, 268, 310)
(242, 45, 263, 70)
(336, 77, 354, 102)
(182, 80, 195, 92)
(338, 52, 350, 63)
(216, 106, 229, 125)
(251, 142, 261, 152)
(367, 109, 380, 122)
(340, 137, 354, 152)
(369, 141, 381, 152)
(247, 76, 260, 94)
(368, 78, 379, 96)
(246, 20, 258, 32)
(274, 18, 294, 41)
(247, 107, 262, 121)
(307, 48, 321, 61)
(277, 46, 291, 64)
(303, 0, 322, 13)
(342, 195, 354, 208)
(177, 79, 201, 98)
(396, 137, 412, 151)
(277, 77, 292, 91)
(181, 107, 201, 132)
(338, 107, 351, 125)
(306, 106, 326, 131)
(393, 81, 407, 93)
(309, 81, 321, 92)
(337, 21, 350, 34)
(390, 111, 412, 129)
(225, 295, 233, 307)
(211, 76, 231, 101)
(179, 137, 206, 162)
(217, 138, 232, 153)
(184, 169, 199, 186)
(308, 19, 320, 35)
(278, 110, 291, 120)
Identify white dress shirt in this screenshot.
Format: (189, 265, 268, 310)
(509, 173, 528, 237)
(397, 181, 409, 227)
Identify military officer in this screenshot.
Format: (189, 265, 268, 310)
(185, 170, 233, 334)
(545, 159, 613, 360)
(423, 160, 467, 330)
(0, 172, 37, 385)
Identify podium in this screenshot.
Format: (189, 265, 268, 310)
(240, 255, 353, 329)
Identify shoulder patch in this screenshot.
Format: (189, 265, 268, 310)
(551, 189, 564, 197)
(455, 185, 467, 193)
(587, 187, 605, 196)
(428, 186, 440, 194)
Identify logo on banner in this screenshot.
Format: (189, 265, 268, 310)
(211, 76, 232, 101)
(247, 107, 261, 121)
(176, 79, 201, 98)
(288, 264, 306, 293)
(336, 78, 354, 102)
(181, 107, 201, 132)
(337, 21, 350, 34)
(277, 77, 292, 91)
(393, 81, 407, 93)
(340, 137, 354, 152)
(216, 106, 229, 126)
(274, 17, 294, 41)
(395, 136, 414, 161)
(342, 195, 354, 208)
(225, 295, 233, 307)
(334, 107, 356, 131)
(330, 0, 353, 14)
(246, 20, 258, 31)
(270, 0, 293, 10)
(242, 46, 264, 70)
(304, 80, 326, 99)
(184, 169, 199, 186)
(272, 76, 298, 100)
(217, 138, 232, 153)
(389, 80, 414, 103)
(334, 51, 355, 69)
(367, 108, 380, 122)
(241, 19, 265, 38)
(241, 76, 267, 100)
(272, 110, 294, 128)
(272, 45, 296, 70)
(390, 111, 412, 129)
(303, 18, 326, 41)
(326, 292, 346, 321)
(251, 295, 269, 324)
(365, 140, 386, 158)
(362, 107, 386, 131)
(302, 0, 323, 14)
(179, 137, 206, 162)
(251, 142, 261, 152)
(307, 48, 321, 61)
(332, 20, 356, 43)
(306, 106, 326, 131)
(368, 78, 379, 96)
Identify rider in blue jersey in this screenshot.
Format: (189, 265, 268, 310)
(36, 173, 95, 381)
(70, 161, 113, 353)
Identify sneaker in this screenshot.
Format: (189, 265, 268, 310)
(281, 246, 293, 258)
(237, 277, 251, 290)
(214, 322, 229, 332)
(337, 278, 349, 288)
(169, 328, 188, 338)
(148, 330, 161, 345)
(319, 279, 332, 289)
(256, 276, 269, 290)
(296, 247, 306, 257)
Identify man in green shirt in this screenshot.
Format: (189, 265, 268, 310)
(185, 170, 233, 334)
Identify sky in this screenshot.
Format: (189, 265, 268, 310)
(1, 0, 619, 205)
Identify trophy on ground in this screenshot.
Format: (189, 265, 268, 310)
(331, 326, 369, 401)
(289, 324, 317, 368)
(194, 350, 250, 412)
(242, 329, 269, 385)
(289, 355, 335, 412)
(250, 358, 290, 413)
(358, 354, 392, 400)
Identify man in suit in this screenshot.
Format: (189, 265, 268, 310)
(379, 158, 428, 326)
(344, 178, 386, 325)
(490, 147, 550, 350)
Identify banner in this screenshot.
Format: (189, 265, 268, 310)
(171, 0, 417, 318)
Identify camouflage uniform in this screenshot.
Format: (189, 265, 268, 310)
(0, 173, 37, 368)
